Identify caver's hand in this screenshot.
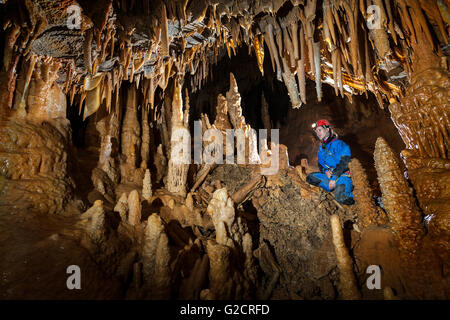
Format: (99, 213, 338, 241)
(328, 180, 336, 190)
(326, 170, 333, 179)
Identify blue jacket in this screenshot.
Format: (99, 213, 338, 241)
(318, 136, 351, 180)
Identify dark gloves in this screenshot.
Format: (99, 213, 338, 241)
(332, 155, 351, 178)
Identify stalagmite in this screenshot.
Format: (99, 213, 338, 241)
(205, 240, 233, 299)
(80, 200, 106, 245)
(374, 138, 424, 256)
(242, 232, 257, 285)
(261, 92, 271, 131)
(207, 188, 237, 247)
(127, 190, 141, 226)
(330, 214, 361, 300)
(143, 169, 153, 201)
(154, 144, 167, 184)
(141, 106, 150, 166)
(226, 73, 245, 129)
(114, 192, 129, 222)
(142, 214, 171, 299)
(349, 159, 387, 229)
(120, 86, 142, 184)
(166, 81, 189, 196)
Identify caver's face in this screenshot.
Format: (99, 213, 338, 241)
(314, 126, 330, 141)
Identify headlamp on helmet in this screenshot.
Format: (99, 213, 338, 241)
(312, 119, 331, 129)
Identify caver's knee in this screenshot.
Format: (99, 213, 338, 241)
(306, 173, 321, 186)
(334, 184, 355, 205)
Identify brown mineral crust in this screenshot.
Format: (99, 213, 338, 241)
(389, 68, 449, 159)
(374, 137, 424, 257)
(0, 119, 75, 215)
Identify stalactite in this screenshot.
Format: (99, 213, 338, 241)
(281, 56, 302, 109)
(253, 34, 265, 76)
(83, 83, 101, 120)
(83, 28, 93, 75)
(331, 49, 340, 96)
(330, 214, 361, 300)
(160, 2, 169, 57)
(3, 24, 20, 72)
(265, 22, 282, 81)
(290, 8, 300, 61)
(340, 0, 360, 76)
(384, 0, 398, 45)
(18, 54, 37, 111)
(281, 23, 295, 68)
(369, 0, 392, 60)
(397, 0, 417, 44)
(407, 0, 435, 49)
(297, 25, 307, 104)
(313, 41, 322, 101)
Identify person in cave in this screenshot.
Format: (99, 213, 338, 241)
(306, 119, 355, 205)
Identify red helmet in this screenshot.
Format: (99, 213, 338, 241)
(312, 119, 331, 129)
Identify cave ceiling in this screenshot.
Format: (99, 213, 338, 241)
(3, 0, 449, 116)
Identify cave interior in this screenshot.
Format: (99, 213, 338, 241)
(0, 0, 449, 300)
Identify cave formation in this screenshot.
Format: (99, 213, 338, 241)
(0, 0, 449, 300)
